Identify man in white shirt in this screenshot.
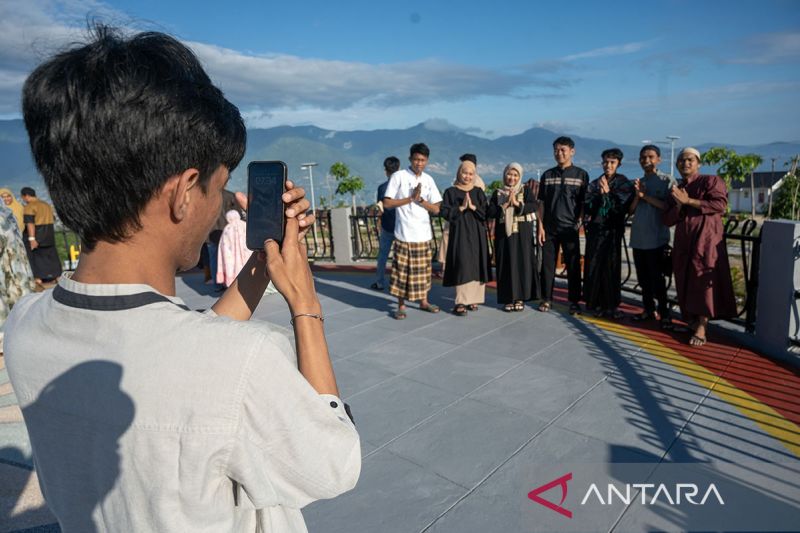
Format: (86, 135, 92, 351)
(383, 143, 443, 319)
(5, 25, 359, 532)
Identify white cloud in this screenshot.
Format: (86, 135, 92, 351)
(0, 0, 575, 116)
(562, 39, 657, 61)
(727, 31, 800, 65)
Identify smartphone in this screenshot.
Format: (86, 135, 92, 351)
(246, 161, 287, 250)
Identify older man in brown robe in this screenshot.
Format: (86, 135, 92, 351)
(662, 147, 736, 347)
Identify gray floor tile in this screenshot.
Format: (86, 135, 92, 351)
(669, 396, 800, 463)
(332, 358, 396, 400)
(465, 316, 572, 360)
(303, 450, 465, 533)
(387, 399, 548, 487)
(403, 347, 520, 396)
(324, 321, 406, 359)
(347, 377, 460, 448)
(346, 336, 460, 376)
(469, 363, 602, 420)
(613, 461, 800, 533)
(553, 378, 705, 459)
(425, 425, 660, 533)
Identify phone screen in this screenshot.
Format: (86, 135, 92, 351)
(246, 161, 286, 250)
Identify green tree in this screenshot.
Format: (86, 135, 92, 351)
(769, 166, 800, 221)
(701, 147, 763, 218)
(486, 180, 504, 195)
(330, 161, 365, 214)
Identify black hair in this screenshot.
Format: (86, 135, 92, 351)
(640, 144, 661, 157)
(601, 148, 624, 162)
(22, 25, 246, 249)
(20, 187, 36, 197)
(459, 153, 477, 165)
(383, 156, 401, 174)
(553, 136, 575, 149)
(409, 143, 430, 158)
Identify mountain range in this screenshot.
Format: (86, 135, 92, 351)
(2, 118, 798, 206)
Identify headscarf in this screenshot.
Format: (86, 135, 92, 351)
(0, 188, 24, 232)
(497, 163, 530, 236)
(453, 161, 477, 191)
(451, 161, 486, 190)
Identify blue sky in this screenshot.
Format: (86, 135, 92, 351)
(1, 0, 799, 145)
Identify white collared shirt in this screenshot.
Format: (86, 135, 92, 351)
(4, 274, 361, 532)
(384, 168, 442, 243)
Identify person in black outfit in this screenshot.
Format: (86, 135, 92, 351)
(536, 136, 589, 315)
(582, 148, 634, 318)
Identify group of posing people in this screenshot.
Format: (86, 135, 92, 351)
(1, 187, 62, 286)
(374, 138, 736, 347)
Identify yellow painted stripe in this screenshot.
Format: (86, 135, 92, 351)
(584, 316, 800, 458)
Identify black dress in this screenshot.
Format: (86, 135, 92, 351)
(439, 187, 491, 287)
(487, 187, 540, 304)
(583, 174, 634, 311)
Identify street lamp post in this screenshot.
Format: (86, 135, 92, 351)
(666, 135, 680, 178)
(300, 162, 319, 249)
(642, 136, 680, 178)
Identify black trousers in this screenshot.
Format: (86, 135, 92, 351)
(541, 228, 582, 304)
(632, 247, 670, 317)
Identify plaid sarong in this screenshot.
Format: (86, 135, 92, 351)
(390, 240, 432, 301)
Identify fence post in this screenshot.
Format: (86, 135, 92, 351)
(330, 207, 356, 265)
(754, 220, 800, 364)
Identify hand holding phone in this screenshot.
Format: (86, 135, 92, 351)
(246, 161, 287, 250)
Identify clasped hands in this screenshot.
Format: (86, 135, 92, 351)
(459, 192, 476, 212)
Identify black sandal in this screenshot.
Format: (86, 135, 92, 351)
(538, 301, 551, 313)
(632, 311, 655, 322)
(453, 304, 467, 316)
(467, 304, 479, 311)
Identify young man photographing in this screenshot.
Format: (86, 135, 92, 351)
(383, 143, 442, 319)
(5, 26, 359, 532)
(537, 136, 589, 315)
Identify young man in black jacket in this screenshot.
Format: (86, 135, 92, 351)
(537, 136, 589, 315)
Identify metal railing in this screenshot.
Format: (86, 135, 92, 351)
(554, 218, 761, 331)
(305, 209, 334, 261)
(349, 211, 494, 263)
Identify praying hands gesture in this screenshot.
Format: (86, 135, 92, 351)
(412, 183, 422, 203)
(671, 186, 690, 205)
(599, 176, 610, 194)
(634, 179, 646, 198)
(459, 191, 475, 212)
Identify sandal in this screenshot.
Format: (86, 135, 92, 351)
(689, 335, 707, 347)
(420, 303, 440, 314)
(394, 307, 407, 320)
(606, 309, 625, 320)
(632, 311, 655, 322)
(453, 304, 467, 316)
(513, 301, 524, 312)
(538, 301, 551, 313)
(569, 303, 582, 316)
(660, 318, 674, 330)
(504, 303, 515, 312)
(467, 304, 479, 311)
(593, 307, 604, 318)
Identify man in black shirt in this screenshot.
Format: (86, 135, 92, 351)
(537, 136, 589, 314)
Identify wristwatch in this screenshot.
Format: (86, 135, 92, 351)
(28, 237, 36, 241)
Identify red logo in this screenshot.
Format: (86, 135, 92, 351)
(528, 473, 573, 518)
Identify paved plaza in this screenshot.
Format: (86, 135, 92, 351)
(2, 268, 799, 532)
